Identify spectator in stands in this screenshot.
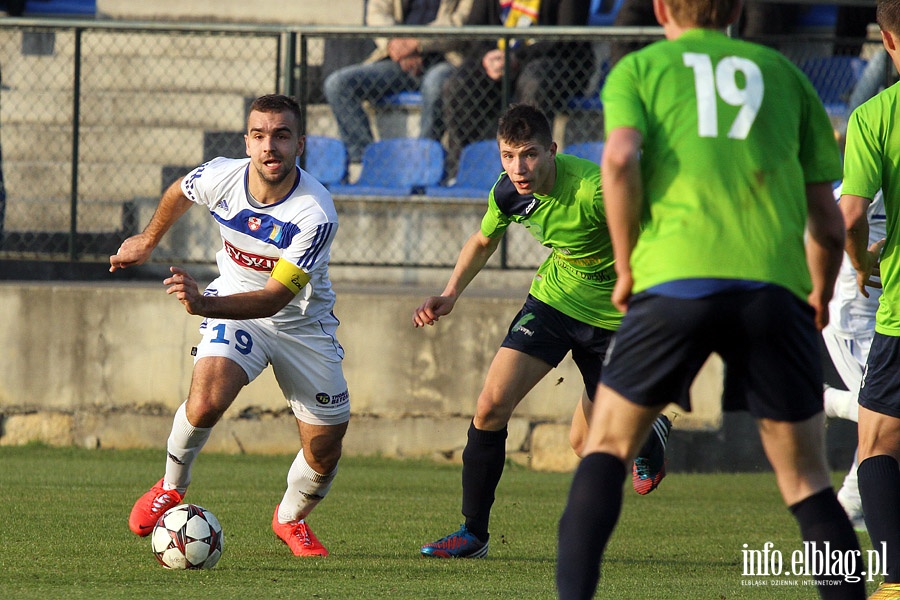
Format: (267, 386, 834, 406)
(323, 0, 475, 163)
(441, 0, 594, 177)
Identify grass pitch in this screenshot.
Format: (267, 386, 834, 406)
(0, 445, 881, 599)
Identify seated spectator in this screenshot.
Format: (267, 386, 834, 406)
(324, 0, 475, 163)
(442, 0, 594, 177)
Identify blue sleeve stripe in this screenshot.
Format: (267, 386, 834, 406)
(298, 223, 334, 270)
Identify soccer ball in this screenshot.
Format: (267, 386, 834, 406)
(151, 503, 224, 569)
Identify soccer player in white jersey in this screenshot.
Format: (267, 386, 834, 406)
(110, 94, 348, 557)
(822, 186, 886, 532)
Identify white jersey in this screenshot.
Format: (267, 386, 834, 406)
(828, 186, 885, 339)
(181, 157, 338, 327)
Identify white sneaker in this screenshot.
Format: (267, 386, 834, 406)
(837, 486, 866, 533)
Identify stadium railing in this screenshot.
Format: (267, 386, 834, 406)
(0, 15, 880, 268)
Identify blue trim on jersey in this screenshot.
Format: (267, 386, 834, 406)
(298, 223, 334, 270)
(646, 278, 770, 299)
(211, 209, 302, 249)
(492, 175, 540, 217)
(242, 164, 303, 207)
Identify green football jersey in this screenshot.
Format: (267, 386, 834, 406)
(602, 28, 842, 300)
(842, 82, 900, 335)
(482, 153, 621, 330)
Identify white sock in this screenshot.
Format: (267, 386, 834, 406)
(823, 385, 859, 422)
(163, 401, 212, 494)
(277, 449, 336, 523)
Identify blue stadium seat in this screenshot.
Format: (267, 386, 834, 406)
(426, 140, 502, 198)
(329, 138, 445, 196)
(588, 0, 625, 26)
(377, 91, 423, 107)
(799, 56, 868, 118)
(566, 60, 611, 112)
(302, 135, 347, 188)
(564, 141, 605, 164)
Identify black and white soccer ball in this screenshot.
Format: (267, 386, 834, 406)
(151, 503, 224, 569)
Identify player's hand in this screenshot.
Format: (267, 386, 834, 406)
(856, 238, 886, 298)
(413, 295, 456, 327)
(109, 234, 154, 272)
(611, 271, 633, 314)
(164, 266, 206, 315)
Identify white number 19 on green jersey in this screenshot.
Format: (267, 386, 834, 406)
(683, 53, 763, 140)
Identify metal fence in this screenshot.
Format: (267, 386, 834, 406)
(0, 17, 884, 269)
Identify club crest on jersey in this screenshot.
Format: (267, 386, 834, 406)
(248, 216, 262, 231)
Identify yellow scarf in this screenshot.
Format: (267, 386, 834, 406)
(498, 0, 541, 50)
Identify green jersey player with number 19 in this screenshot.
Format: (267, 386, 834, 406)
(110, 94, 348, 559)
(556, 0, 866, 598)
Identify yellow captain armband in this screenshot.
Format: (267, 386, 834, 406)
(270, 258, 310, 294)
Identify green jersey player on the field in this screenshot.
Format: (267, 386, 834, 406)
(413, 103, 673, 559)
(555, 0, 866, 598)
(840, 1, 900, 596)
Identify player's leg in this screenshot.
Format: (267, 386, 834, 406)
(128, 358, 247, 536)
(557, 385, 665, 600)
(758, 415, 866, 598)
(129, 318, 265, 537)
(164, 355, 248, 491)
(422, 296, 567, 558)
(855, 332, 900, 586)
(558, 292, 706, 599)
(571, 329, 674, 492)
(269, 313, 350, 557)
(569, 389, 591, 455)
(732, 288, 865, 598)
(858, 407, 900, 585)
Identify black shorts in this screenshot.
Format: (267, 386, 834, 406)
(600, 287, 823, 422)
(859, 332, 900, 418)
(501, 295, 615, 400)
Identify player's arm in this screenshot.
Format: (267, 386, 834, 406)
(165, 258, 307, 318)
(601, 126, 644, 313)
(412, 230, 502, 327)
(109, 178, 193, 272)
(805, 182, 846, 330)
(840, 192, 882, 297)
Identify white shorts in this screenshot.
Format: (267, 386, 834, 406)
(194, 313, 350, 426)
(822, 326, 872, 393)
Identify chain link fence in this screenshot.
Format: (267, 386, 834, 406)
(0, 18, 886, 270)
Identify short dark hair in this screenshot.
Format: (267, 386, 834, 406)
(878, 0, 900, 35)
(496, 104, 553, 149)
(247, 94, 304, 134)
(665, 0, 738, 28)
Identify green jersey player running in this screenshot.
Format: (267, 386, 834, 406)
(413, 104, 673, 559)
(555, 0, 866, 597)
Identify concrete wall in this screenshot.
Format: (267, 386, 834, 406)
(96, 0, 367, 25)
(0, 276, 730, 472)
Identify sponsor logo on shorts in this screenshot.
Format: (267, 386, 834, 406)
(512, 313, 536, 337)
(315, 390, 350, 406)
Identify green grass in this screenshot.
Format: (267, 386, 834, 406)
(0, 445, 882, 599)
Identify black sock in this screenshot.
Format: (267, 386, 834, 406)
(557, 452, 627, 600)
(789, 488, 866, 598)
(859, 455, 900, 584)
(461, 421, 507, 542)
